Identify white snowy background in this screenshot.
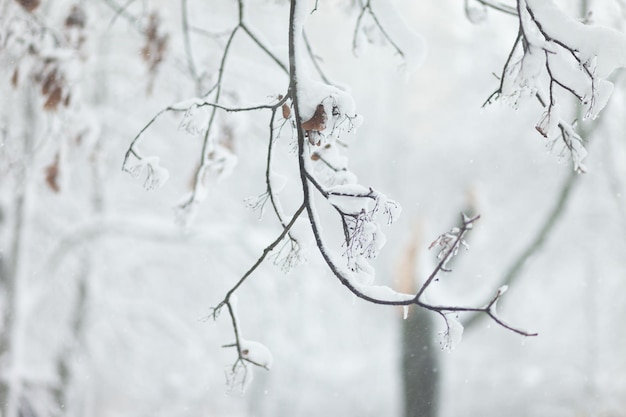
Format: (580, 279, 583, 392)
(1, 0, 626, 416)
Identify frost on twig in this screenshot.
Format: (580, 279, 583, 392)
(326, 185, 400, 267)
(351, 0, 426, 71)
(269, 237, 306, 273)
(464, 0, 488, 24)
(417, 216, 536, 340)
(210, 296, 275, 392)
(178, 103, 210, 136)
(223, 339, 274, 393)
(551, 120, 588, 173)
(428, 214, 472, 272)
(304, 146, 402, 281)
(481, 0, 626, 172)
(122, 154, 170, 190)
(411, 215, 535, 340)
(438, 313, 464, 351)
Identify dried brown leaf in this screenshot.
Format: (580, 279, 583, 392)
(45, 155, 60, 193)
(11, 68, 19, 87)
(65, 5, 86, 28)
(301, 104, 327, 132)
(41, 69, 57, 95)
(282, 103, 291, 120)
(15, 0, 40, 12)
(44, 86, 63, 111)
(535, 125, 548, 138)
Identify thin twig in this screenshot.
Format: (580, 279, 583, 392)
(475, 0, 517, 15)
(303, 30, 332, 85)
(463, 170, 578, 331)
(212, 203, 306, 362)
(352, 0, 404, 58)
(181, 0, 201, 94)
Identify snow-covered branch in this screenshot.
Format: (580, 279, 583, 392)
(289, 0, 536, 343)
(483, 0, 626, 172)
(353, 0, 405, 59)
(117, 0, 626, 389)
(122, 0, 291, 227)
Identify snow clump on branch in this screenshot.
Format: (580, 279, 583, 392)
(123, 155, 170, 191)
(298, 81, 364, 147)
(485, 0, 626, 172)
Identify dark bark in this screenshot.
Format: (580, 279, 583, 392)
(401, 308, 438, 417)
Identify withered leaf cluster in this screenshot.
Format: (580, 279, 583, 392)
(141, 12, 168, 94)
(37, 62, 69, 111)
(15, 0, 40, 13)
(64, 4, 85, 28)
(9, 4, 87, 112)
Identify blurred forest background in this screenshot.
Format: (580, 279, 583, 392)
(1, 0, 626, 416)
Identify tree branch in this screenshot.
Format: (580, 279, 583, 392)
(352, 0, 405, 58)
(211, 202, 306, 370)
(289, 0, 535, 336)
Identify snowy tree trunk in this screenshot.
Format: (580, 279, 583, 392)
(50, 39, 108, 414)
(401, 308, 438, 417)
(0, 88, 36, 417)
(52, 262, 89, 414)
(396, 223, 439, 417)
